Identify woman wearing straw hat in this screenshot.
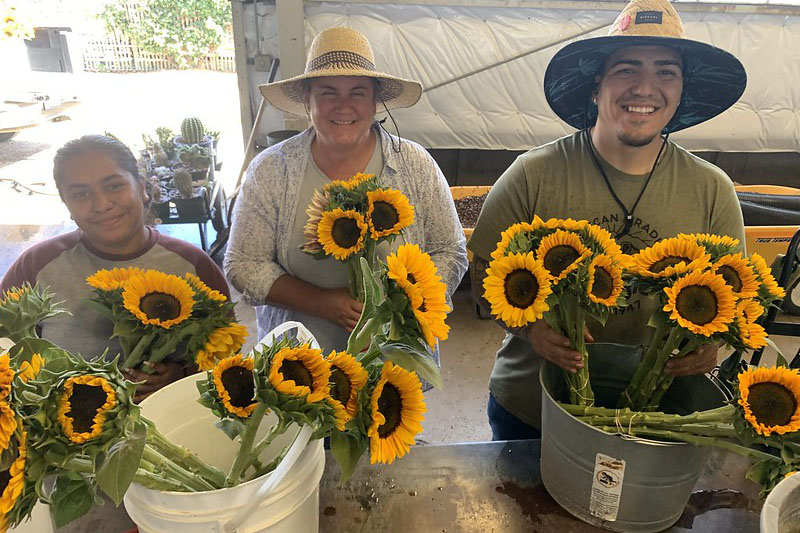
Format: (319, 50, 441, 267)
(225, 27, 467, 354)
(468, 0, 747, 440)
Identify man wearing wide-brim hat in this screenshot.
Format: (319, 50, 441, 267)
(468, 0, 747, 440)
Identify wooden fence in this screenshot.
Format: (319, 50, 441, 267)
(80, 35, 236, 73)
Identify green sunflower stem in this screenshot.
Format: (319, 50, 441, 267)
(142, 445, 217, 491)
(144, 419, 227, 488)
(347, 260, 364, 302)
(571, 304, 594, 407)
(591, 425, 779, 463)
(246, 416, 290, 480)
(122, 332, 156, 370)
(226, 402, 269, 487)
(357, 341, 383, 366)
(627, 327, 685, 411)
(618, 319, 670, 409)
(54, 454, 187, 492)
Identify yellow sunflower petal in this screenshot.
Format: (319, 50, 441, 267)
(197, 324, 249, 371)
(587, 254, 624, 306)
(0, 402, 16, 451)
(317, 208, 367, 260)
(490, 221, 535, 261)
(269, 345, 331, 403)
(0, 355, 13, 400)
(17, 354, 44, 383)
(367, 188, 414, 239)
(56, 375, 117, 444)
(0, 431, 26, 516)
(122, 271, 195, 328)
(535, 230, 592, 281)
(368, 361, 426, 464)
(212, 355, 257, 418)
(735, 299, 767, 350)
(750, 253, 786, 301)
(326, 351, 368, 421)
(632, 237, 711, 278)
(483, 252, 552, 328)
(713, 254, 760, 299)
(663, 270, 736, 336)
(738, 366, 800, 436)
(184, 272, 227, 302)
(86, 267, 146, 291)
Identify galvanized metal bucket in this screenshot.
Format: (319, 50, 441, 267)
(540, 342, 728, 532)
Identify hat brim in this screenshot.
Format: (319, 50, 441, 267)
(544, 35, 747, 132)
(258, 69, 423, 117)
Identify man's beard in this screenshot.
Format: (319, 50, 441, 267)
(617, 131, 659, 148)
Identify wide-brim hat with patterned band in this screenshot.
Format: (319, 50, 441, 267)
(259, 27, 423, 117)
(544, 0, 747, 133)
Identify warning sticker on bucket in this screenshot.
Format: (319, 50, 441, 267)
(589, 453, 625, 521)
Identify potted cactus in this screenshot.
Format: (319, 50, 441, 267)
(174, 117, 213, 148)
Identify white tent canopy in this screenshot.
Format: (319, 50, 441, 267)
(236, 0, 800, 153)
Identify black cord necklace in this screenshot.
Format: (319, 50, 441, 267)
(584, 128, 668, 239)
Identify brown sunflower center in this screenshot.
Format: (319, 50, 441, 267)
(748, 382, 797, 427)
(377, 383, 402, 438)
(504, 269, 539, 309)
(220, 366, 255, 408)
(68, 384, 108, 433)
(139, 292, 181, 321)
(543, 246, 580, 277)
(716, 265, 743, 292)
(331, 217, 362, 249)
(675, 284, 718, 326)
(650, 256, 689, 273)
(281, 360, 313, 388)
(0, 468, 10, 494)
(371, 201, 399, 231)
(591, 267, 614, 299)
(330, 367, 352, 405)
(407, 273, 417, 284)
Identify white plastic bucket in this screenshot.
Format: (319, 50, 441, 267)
(123, 373, 325, 533)
(761, 472, 800, 532)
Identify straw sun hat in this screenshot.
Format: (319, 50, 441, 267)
(259, 27, 423, 117)
(544, 0, 747, 133)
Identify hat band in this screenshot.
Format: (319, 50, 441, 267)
(306, 51, 376, 74)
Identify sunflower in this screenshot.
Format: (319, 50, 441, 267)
(122, 271, 195, 328)
(584, 223, 624, 258)
(212, 355, 257, 418)
(712, 254, 759, 298)
(341, 172, 376, 190)
(196, 324, 249, 371)
(414, 299, 451, 348)
(366, 189, 414, 239)
(86, 267, 145, 291)
(544, 218, 588, 232)
(750, 253, 786, 301)
(269, 345, 331, 403)
(0, 355, 12, 400)
(0, 287, 23, 303)
(679, 233, 741, 255)
(0, 431, 26, 519)
(535, 230, 591, 281)
(184, 272, 227, 302)
(663, 270, 736, 336)
(326, 351, 368, 421)
(0, 403, 16, 451)
(56, 375, 117, 444)
(17, 354, 43, 383)
(368, 361, 426, 464)
(587, 255, 624, 306)
(632, 237, 711, 278)
(483, 252, 552, 328)
(735, 299, 767, 350)
(738, 366, 800, 436)
(302, 189, 329, 254)
(326, 398, 348, 431)
(317, 208, 367, 261)
(490, 221, 535, 261)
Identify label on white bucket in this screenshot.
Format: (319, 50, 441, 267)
(589, 453, 625, 522)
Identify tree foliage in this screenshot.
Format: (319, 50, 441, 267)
(99, 0, 231, 68)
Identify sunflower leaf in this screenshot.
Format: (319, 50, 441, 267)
(379, 343, 443, 389)
(51, 474, 95, 527)
(330, 430, 366, 483)
(96, 421, 147, 505)
(215, 418, 247, 440)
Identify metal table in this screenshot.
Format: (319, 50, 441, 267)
(319, 440, 761, 532)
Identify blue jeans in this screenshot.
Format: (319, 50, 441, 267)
(487, 393, 541, 441)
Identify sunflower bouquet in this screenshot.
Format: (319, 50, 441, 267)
(198, 331, 426, 485)
(619, 233, 786, 411)
(85, 267, 247, 371)
(483, 216, 629, 406)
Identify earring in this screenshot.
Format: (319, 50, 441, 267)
(592, 97, 598, 105)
